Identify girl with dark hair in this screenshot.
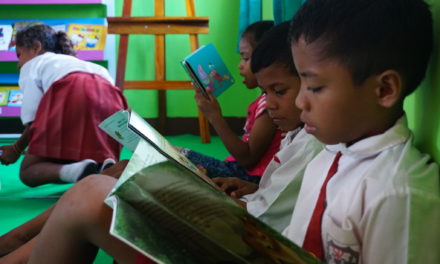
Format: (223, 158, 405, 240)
(181, 20, 284, 184)
(0, 24, 128, 186)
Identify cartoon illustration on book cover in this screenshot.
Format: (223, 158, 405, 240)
(197, 64, 215, 92)
(197, 62, 231, 94)
(7, 90, 23, 107)
(0, 25, 13, 51)
(67, 24, 107, 50)
(182, 43, 234, 98)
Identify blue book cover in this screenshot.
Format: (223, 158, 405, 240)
(7, 89, 23, 107)
(181, 43, 234, 98)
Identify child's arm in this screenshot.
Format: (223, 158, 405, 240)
(194, 89, 276, 169)
(0, 124, 30, 165)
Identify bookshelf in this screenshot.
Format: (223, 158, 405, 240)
(0, 0, 113, 128)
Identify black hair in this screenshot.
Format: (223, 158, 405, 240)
(16, 24, 76, 56)
(289, 0, 433, 97)
(251, 21, 297, 75)
(241, 20, 275, 49)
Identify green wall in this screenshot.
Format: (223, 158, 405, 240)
(405, 0, 440, 161)
(115, 0, 261, 118)
(2, 0, 440, 162)
(117, 0, 440, 162)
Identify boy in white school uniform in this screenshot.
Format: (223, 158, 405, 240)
(240, 128, 322, 233)
(213, 21, 323, 233)
(284, 0, 440, 263)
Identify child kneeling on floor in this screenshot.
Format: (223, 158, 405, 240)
(0, 24, 127, 187)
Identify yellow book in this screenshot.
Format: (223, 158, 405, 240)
(67, 24, 107, 50)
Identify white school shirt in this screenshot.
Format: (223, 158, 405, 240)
(18, 52, 114, 125)
(242, 127, 323, 232)
(283, 115, 440, 264)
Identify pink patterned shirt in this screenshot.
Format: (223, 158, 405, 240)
(225, 94, 285, 177)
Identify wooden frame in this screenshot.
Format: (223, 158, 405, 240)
(107, 0, 211, 143)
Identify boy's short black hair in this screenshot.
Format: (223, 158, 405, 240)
(289, 0, 433, 97)
(242, 20, 274, 49)
(251, 21, 297, 75)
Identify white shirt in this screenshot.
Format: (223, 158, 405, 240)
(18, 52, 114, 124)
(242, 127, 323, 232)
(283, 116, 440, 264)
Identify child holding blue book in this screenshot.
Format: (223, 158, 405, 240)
(182, 20, 285, 184)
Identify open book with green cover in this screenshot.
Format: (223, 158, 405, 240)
(99, 110, 322, 264)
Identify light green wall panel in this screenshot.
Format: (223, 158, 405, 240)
(404, 0, 440, 162)
(114, 0, 440, 162)
(262, 0, 274, 20)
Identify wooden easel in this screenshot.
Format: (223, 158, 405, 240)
(107, 0, 211, 143)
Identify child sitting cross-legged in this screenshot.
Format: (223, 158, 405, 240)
(283, 0, 440, 262)
(181, 20, 285, 184)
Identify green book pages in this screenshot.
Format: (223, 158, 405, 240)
(105, 141, 322, 264)
(99, 110, 205, 181)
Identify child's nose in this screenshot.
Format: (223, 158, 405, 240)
(266, 96, 276, 110)
(238, 61, 244, 70)
(295, 88, 309, 111)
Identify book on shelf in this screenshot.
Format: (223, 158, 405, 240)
(7, 89, 23, 107)
(9, 21, 43, 51)
(0, 88, 9, 106)
(66, 23, 107, 50)
(181, 43, 235, 98)
(99, 109, 322, 264)
(0, 25, 12, 51)
(51, 24, 67, 33)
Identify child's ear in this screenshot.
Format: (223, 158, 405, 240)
(374, 70, 402, 108)
(32, 40, 43, 55)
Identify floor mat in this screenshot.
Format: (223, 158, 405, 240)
(0, 135, 227, 263)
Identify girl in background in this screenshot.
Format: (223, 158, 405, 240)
(183, 20, 285, 184)
(0, 24, 127, 187)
